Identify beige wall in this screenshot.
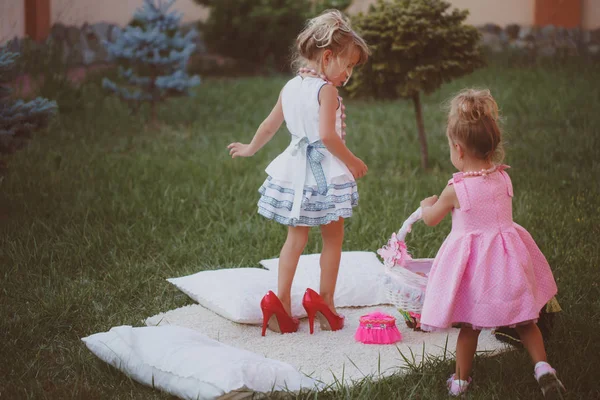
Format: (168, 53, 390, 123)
(583, 0, 600, 29)
(51, 0, 598, 29)
(1, 0, 598, 45)
(0, 0, 208, 43)
(349, 0, 599, 29)
(348, 0, 535, 27)
(51, 0, 208, 27)
(0, 1, 25, 43)
(448, 0, 534, 27)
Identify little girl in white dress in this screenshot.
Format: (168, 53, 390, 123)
(257, 69, 358, 226)
(228, 10, 370, 336)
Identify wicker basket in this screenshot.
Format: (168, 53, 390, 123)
(378, 207, 434, 330)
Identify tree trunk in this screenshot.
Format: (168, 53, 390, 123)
(150, 101, 157, 125)
(149, 68, 158, 127)
(412, 92, 429, 169)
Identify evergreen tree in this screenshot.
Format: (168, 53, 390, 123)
(347, 0, 485, 169)
(103, 0, 201, 122)
(0, 46, 57, 154)
(194, 0, 352, 72)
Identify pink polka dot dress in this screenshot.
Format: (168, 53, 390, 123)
(420, 165, 558, 331)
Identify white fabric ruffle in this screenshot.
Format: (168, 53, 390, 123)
(257, 176, 358, 227)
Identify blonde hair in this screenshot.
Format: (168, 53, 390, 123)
(446, 88, 505, 163)
(292, 9, 370, 72)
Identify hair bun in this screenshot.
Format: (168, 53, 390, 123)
(453, 89, 498, 124)
(446, 88, 504, 163)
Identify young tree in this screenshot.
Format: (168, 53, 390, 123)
(347, 0, 485, 169)
(0, 47, 57, 154)
(103, 0, 201, 123)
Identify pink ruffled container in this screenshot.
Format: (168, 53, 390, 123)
(355, 312, 402, 344)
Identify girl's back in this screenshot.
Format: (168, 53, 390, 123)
(280, 76, 326, 143)
(449, 166, 514, 234)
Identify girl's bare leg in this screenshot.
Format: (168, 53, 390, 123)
(277, 225, 309, 316)
(319, 218, 344, 314)
(455, 326, 481, 380)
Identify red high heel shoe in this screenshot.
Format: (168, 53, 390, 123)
(260, 291, 299, 336)
(302, 288, 345, 334)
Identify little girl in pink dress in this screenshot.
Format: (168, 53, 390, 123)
(419, 89, 565, 398)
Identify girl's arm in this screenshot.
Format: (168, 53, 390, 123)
(421, 184, 458, 226)
(228, 92, 284, 158)
(318, 85, 367, 178)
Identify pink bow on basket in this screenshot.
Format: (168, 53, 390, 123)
(377, 232, 412, 267)
(378, 207, 422, 268)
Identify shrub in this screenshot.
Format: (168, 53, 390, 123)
(15, 37, 85, 114)
(0, 46, 58, 154)
(347, 0, 485, 169)
(194, 0, 352, 72)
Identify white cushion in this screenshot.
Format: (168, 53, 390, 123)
(259, 251, 384, 273)
(260, 251, 389, 309)
(167, 268, 311, 324)
(82, 325, 318, 400)
(167, 252, 389, 325)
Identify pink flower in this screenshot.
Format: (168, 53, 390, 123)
(409, 311, 421, 319)
(377, 233, 413, 267)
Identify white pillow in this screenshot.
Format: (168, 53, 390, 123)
(167, 268, 311, 324)
(82, 325, 318, 400)
(259, 251, 384, 273)
(260, 251, 389, 309)
(167, 253, 389, 325)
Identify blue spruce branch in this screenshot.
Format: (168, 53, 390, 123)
(0, 46, 57, 144)
(0, 98, 58, 136)
(119, 66, 153, 88)
(101, 0, 201, 120)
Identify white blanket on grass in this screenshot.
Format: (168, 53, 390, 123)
(83, 252, 514, 400)
(146, 303, 511, 386)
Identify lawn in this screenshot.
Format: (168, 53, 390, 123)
(1, 59, 599, 399)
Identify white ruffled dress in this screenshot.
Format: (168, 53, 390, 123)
(257, 76, 358, 227)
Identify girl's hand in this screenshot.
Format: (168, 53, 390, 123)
(227, 142, 255, 158)
(348, 156, 368, 179)
(420, 195, 438, 208)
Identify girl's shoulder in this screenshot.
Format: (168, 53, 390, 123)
(282, 75, 326, 95)
(285, 74, 328, 87)
(447, 164, 511, 186)
(282, 75, 301, 91)
(282, 75, 334, 109)
(447, 165, 514, 211)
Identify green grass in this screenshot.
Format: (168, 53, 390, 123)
(1, 60, 599, 399)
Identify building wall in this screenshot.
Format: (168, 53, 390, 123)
(0, 0, 208, 43)
(50, 0, 208, 27)
(349, 0, 599, 29)
(583, 0, 600, 30)
(0, 1, 25, 43)
(349, 0, 535, 26)
(450, 0, 534, 27)
(1, 0, 598, 44)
